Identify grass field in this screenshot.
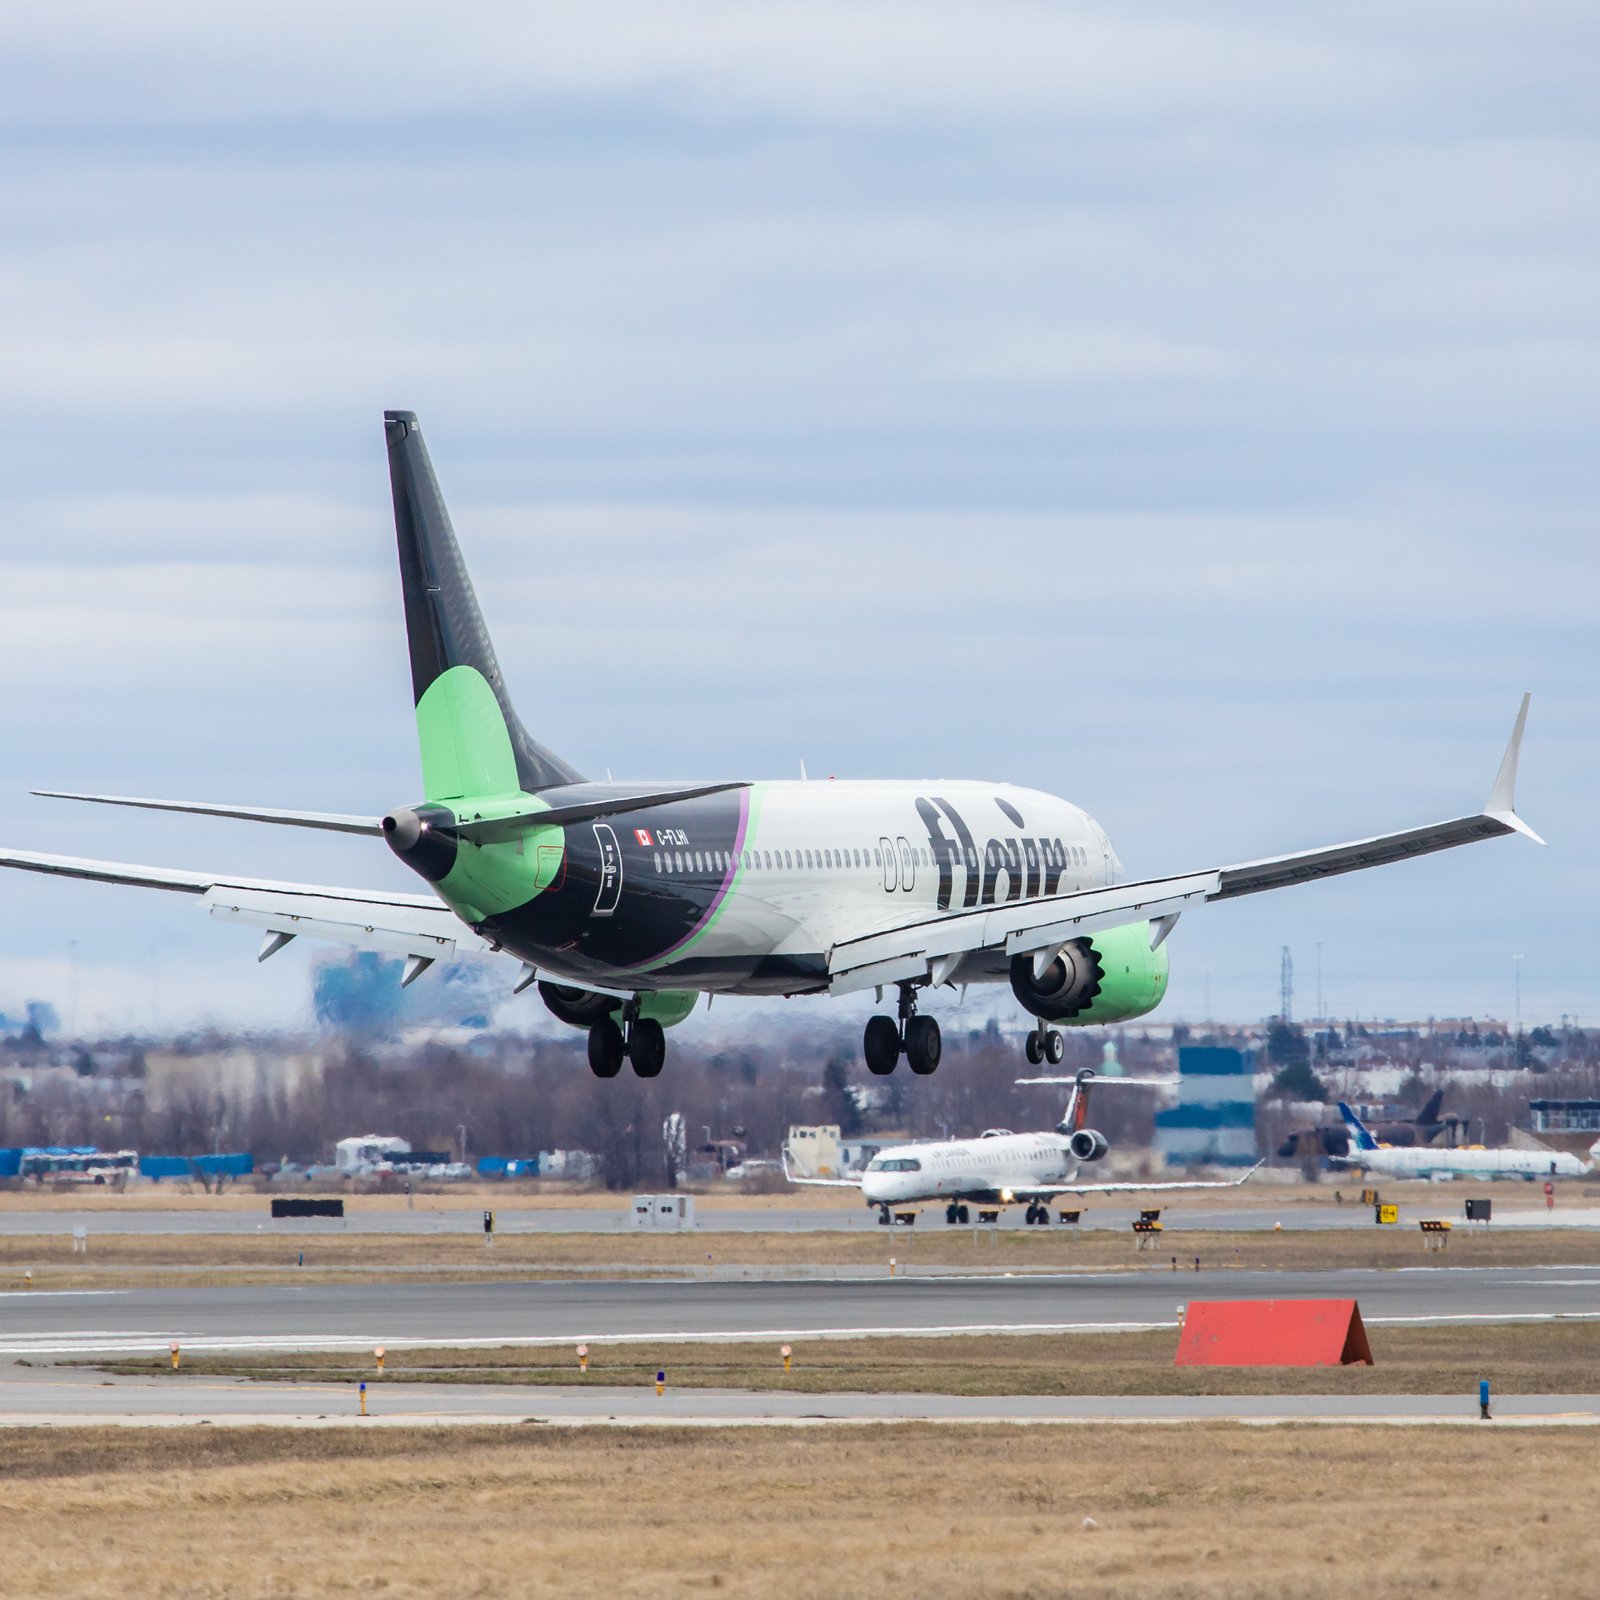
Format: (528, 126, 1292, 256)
(0, 1422, 1593, 1598)
(88, 1319, 1600, 1397)
(4, 1219, 1600, 1291)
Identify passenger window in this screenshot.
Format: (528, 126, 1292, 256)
(765, 851, 773, 869)
(653, 852, 662, 873)
(784, 850, 793, 870)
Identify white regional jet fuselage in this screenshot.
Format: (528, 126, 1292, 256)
(862, 1130, 1081, 1208)
(1334, 1144, 1588, 1182)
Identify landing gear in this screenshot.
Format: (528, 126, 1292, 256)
(943, 1202, 970, 1225)
(1024, 1202, 1050, 1226)
(906, 1014, 942, 1075)
(587, 1017, 625, 1078)
(864, 1015, 901, 1076)
(1024, 1022, 1064, 1067)
(863, 983, 942, 1075)
(629, 1017, 666, 1078)
(587, 1002, 668, 1079)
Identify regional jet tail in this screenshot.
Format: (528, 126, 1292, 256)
(0, 409, 1546, 1082)
(1334, 1104, 1587, 1182)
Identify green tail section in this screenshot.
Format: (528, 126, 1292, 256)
(384, 410, 584, 802)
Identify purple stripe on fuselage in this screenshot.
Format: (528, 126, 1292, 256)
(649, 787, 750, 966)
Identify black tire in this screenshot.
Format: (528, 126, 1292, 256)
(629, 1017, 666, 1078)
(864, 1014, 901, 1075)
(587, 1017, 625, 1078)
(905, 1014, 942, 1075)
(945, 1204, 958, 1225)
(1024, 1031, 1043, 1066)
(956, 1204, 970, 1225)
(1044, 1029, 1065, 1066)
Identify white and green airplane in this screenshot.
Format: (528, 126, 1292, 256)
(0, 412, 1543, 1080)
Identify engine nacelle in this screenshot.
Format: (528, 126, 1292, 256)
(1010, 922, 1170, 1025)
(537, 982, 614, 1028)
(538, 983, 701, 1031)
(1068, 1128, 1109, 1163)
(1009, 939, 1104, 1020)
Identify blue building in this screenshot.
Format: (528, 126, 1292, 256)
(1153, 1045, 1258, 1166)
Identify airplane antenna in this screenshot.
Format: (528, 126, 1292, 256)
(799, 760, 808, 782)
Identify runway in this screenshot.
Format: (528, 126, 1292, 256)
(2, 1265, 1596, 1356)
(0, 1364, 1595, 1429)
(0, 1200, 1595, 1236)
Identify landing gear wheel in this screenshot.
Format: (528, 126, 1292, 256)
(1025, 1031, 1043, 1066)
(945, 1203, 959, 1225)
(864, 1015, 901, 1075)
(1044, 1029, 1065, 1066)
(956, 1204, 970, 1225)
(587, 1017, 625, 1078)
(905, 1014, 942, 1075)
(628, 1017, 666, 1078)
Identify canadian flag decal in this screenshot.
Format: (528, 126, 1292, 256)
(634, 828, 653, 847)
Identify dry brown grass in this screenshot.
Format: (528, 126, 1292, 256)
(0, 1422, 1593, 1598)
(90, 1318, 1600, 1397)
(3, 1219, 1599, 1292)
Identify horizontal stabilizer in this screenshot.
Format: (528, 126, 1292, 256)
(440, 781, 751, 845)
(34, 791, 382, 835)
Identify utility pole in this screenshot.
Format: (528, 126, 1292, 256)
(1513, 954, 1524, 1055)
(1279, 946, 1293, 1025)
(1315, 942, 1324, 1023)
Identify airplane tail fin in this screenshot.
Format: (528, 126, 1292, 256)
(1416, 1089, 1444, 1125)
(383, 411, 585, 801)
(1337, 1102, 1380, 1153)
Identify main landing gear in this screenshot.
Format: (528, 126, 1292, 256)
(587, 1000, 667, 1079)
(1023, 1019, 1066, 1067)
(944, 1202, 971, 1225)
(863, 983, 942, 1076)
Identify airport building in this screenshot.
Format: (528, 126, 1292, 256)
(1153, 1045, 1258, 1167)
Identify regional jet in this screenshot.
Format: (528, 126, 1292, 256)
(0, 412, 1543, 1079)
(786, 1067, 1262, 1223)
(1333, 1104, 1586, 1182)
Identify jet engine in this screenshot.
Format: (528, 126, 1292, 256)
(1009, 939, 1104, 1020)
(1068, 1128, 1109, 1162)
(537, 982, 615, 1028)
(1009, 923, 1170, 1025)
(537, 982, 700, 1030)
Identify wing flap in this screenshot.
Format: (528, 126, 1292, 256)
(205, 888, 488, 962)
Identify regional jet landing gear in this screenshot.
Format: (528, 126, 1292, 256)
(862, 982, 942, 1076)
(1023, 1019, 1066, 1067)
(943, 1202, 971, 1225)
(586, 999, 667, 1079)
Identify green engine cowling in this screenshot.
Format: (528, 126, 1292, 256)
(1008, 920, 1168, 1025)
(538, 982, 700, 1030)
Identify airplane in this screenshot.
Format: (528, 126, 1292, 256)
(1277, 1089, 1464, 1159)
(0, 410, 1544, 1081)
(1332, 1103, 1587, 1181)
(784, 1067, 1263, 1223)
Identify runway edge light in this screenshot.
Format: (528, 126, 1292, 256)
(655, 1370, 665, 1397)
(577, 1344, 589, 1373)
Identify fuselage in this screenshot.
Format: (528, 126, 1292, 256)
(860, 1128, 1083, 1206)
(422, 780, 1120, 996)
(1334, 1145, 1587, 1180)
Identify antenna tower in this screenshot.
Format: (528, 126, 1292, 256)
(1279, 945, 1294, 1024)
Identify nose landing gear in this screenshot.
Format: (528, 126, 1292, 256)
(587, 1000, 668, 1078)
(862, 983, 942, 1075)
(1023, 1020, 1065, 1067)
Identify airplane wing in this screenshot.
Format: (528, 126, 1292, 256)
(828, 696, 1540, 994)
(780, 1153, 863, 1189)
(0, 847, 489, 973)
(1014, 1161, 1264, 1200)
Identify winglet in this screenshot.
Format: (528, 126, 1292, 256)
(1485, 692, 1545, 844)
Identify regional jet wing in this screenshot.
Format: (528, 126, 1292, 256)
(828, 695, 1539, 995)
(0, 847, 488, 972)
(1013, 1161, 1263, 1200)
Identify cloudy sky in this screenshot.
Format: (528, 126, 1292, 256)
(0, 3, 1594, 1037)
